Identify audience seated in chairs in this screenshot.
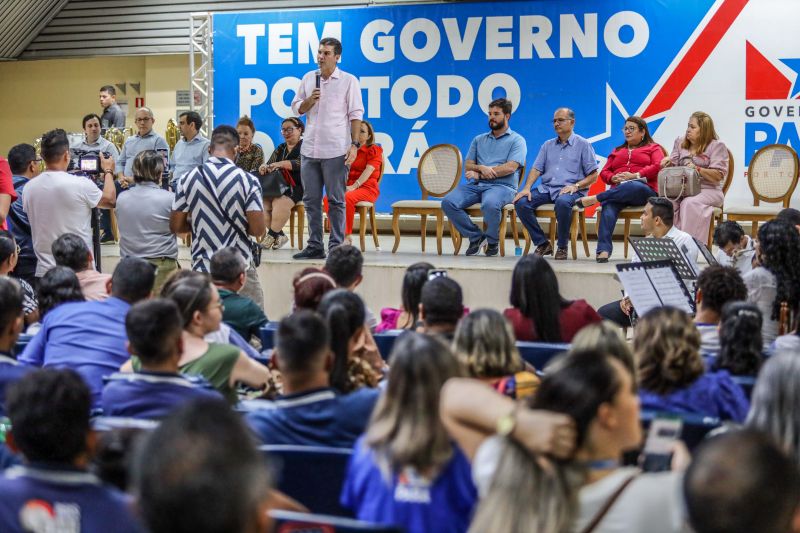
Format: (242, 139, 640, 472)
(504, 254, 601, 342)
(712, 302, 763, 377)
(210, 247, 268, 343)
(325, 245, 379, 330)
(418, 276, 464, 342)
(444, 349, 688, 533)
(570, 321, 636, 378)
(376, 262, 433, 332)
(292, 267, 337, 311)
(452, 309, 539, 399)
(317, 290, 382, 392)
(341, 333, 477, 533)
(747, 352, 800, 464)
(19, 257, 155, 408)
(52, 232, 110, 301)
(0, 369, 142, 532)
(103, 298, 222, 419)
(692, 265, 747, 355)
(135, 398, 302, 533)
(635, 307, 749, 422)
(26, 265, 84, 335)
(684, 430, 800, 533)
(743, 220, 800, 348)
(0, 231, 37, 327)
(132, 272, 273, 405)
(245, 311, 380, 447)
(0, 278, 33, 416)
(713, 221, 756, 275)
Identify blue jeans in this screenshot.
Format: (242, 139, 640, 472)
(441, 180, 516, 246)
(515, 189, 582, 249)
(595, 181, 655, 255)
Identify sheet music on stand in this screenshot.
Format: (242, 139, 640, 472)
(616, 260, 696, 317)
(693, 237, 718, 266)
(628, 237, 698, 280)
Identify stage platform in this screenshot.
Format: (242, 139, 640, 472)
(97, 230, 687, 321)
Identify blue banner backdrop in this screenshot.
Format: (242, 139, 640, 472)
(213, 0, 715, 212)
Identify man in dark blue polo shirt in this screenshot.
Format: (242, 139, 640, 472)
(245, 311, 379, 447)
(102, 298, 221, 419)
(18, 257, 155, 408)
(0, 369, 142, 532)
(6, 144, 40, 286)
(442, 97, 527, 257)
(0, 278, 32, 417)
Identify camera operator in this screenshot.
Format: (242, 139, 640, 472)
(22, 129, 116, 279)
(71, 114, 120, 168)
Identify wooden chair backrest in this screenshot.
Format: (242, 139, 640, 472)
(746, 143, 800, 206)
(417, 144, 462, 199)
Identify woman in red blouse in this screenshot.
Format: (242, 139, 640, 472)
(504, 255, 601, 343)
(579, 116, 664, 262)
(323, 120, 383, 245)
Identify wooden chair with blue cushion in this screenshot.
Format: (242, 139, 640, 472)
(515, 341, 571, 371)
(259, 322, 280, 351)
(269, 510, 401, 533)
(260, 445, 353, 517)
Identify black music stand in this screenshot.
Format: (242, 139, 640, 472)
(616, 260, 696, 316)
(628, 237, 697, 280)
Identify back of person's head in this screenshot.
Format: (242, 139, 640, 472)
(747, 352, 800, 463)
(6, 369, 90, 464)
(713, 220, 746, 248)
(317, 289, 365, 393)
(469, 350, 633, 533)
(776, 207, 800, 228)
(111, 257, 156, 303)
(126, 299, 183, 366)
(164, 274, 213, 328)
(0, 277, 23, 340)
(210, 247, 246, 285)
(714, 302, 763, 376)
(292, 267, 336, 311)
(52, 232, 91, 271)
(400, 262, 434, 324)
(324, 245, 363, 288)
(210, 125, 239, 154)
(685, 430, 800, 533)
(634, 306, 703, 395)
(366, 332, 462, 476)
(135, 399, 271, 533)
(7, 143, 36, 175)
(648, 196, 674, 226)
(40, 128, 70, 165)
(37, 266, 85, 317)
(452, 309, 523, 378)
(275, 310, 330, 375)
(509, 254, 566, 342)
(0, 230, 16, 269)
(159, 269, 205, 297)
(695, 265, 747, 314)
(571, 321, 635, 378)
(420, 276, 463, 327)
(757, 220, 800, 320)
(132, 150, 164, 185)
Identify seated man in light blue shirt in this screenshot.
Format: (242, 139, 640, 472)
(169, 110, 209, 189)
(116, 107, 170, 188)
(514, 108, 599, 260)
(442, 98, 526, 257)
(70, 113, 120, 169)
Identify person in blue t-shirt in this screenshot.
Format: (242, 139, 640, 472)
(0, 369, 142, 532)
(340, 333, 478, 533)
(102, 298, 222, 419)
(0, 277, 33, 418)
(245, 310, 380, 447)
(18, 257, 156, 408)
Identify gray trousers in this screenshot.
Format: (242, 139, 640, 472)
(239, 264, 264, 310)
(301, 154, 347, 251)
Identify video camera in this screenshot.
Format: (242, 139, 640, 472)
(72, 149, 112, 176)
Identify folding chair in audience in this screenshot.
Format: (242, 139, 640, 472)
(640, 410, 721, 451)
(515, 341, 570, 371)
(373, 330, 403, 361)
(730, 375, 757, 400)
(260, 445, 353, 516)
(270, 510, 401, 533)
(259, 322, 279, 351)
(13, 334, 32, 357)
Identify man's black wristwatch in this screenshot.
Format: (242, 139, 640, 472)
(351, 141, 361, 148)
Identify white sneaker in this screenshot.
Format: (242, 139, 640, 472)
(272, 234, 289, 249)
(261, 234, 276, 249)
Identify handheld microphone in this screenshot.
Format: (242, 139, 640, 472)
(315, 70, 321, 89)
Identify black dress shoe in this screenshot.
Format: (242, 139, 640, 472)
(596, 252, 610, 263)
(484, 243, 499, 256)
(465, 236, 486, 256)
(534, 242, 553, 256)
(293, 247, 326, 260)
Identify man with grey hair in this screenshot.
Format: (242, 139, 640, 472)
(116, 106, 170, 187)
(514, 107, 598, 260)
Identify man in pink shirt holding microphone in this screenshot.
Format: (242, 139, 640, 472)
(291, 37, 364, 260)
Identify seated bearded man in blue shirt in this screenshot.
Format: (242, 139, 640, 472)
(102, 298, 221, 419)
(18, 257, 156, 409)
(442, 98, 527, 257)
(0, 369, 142, 532)
(514, 107, 599, 260)
(245, 310, 379, 447)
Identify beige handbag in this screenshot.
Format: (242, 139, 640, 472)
(658, 166, 701, 201)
